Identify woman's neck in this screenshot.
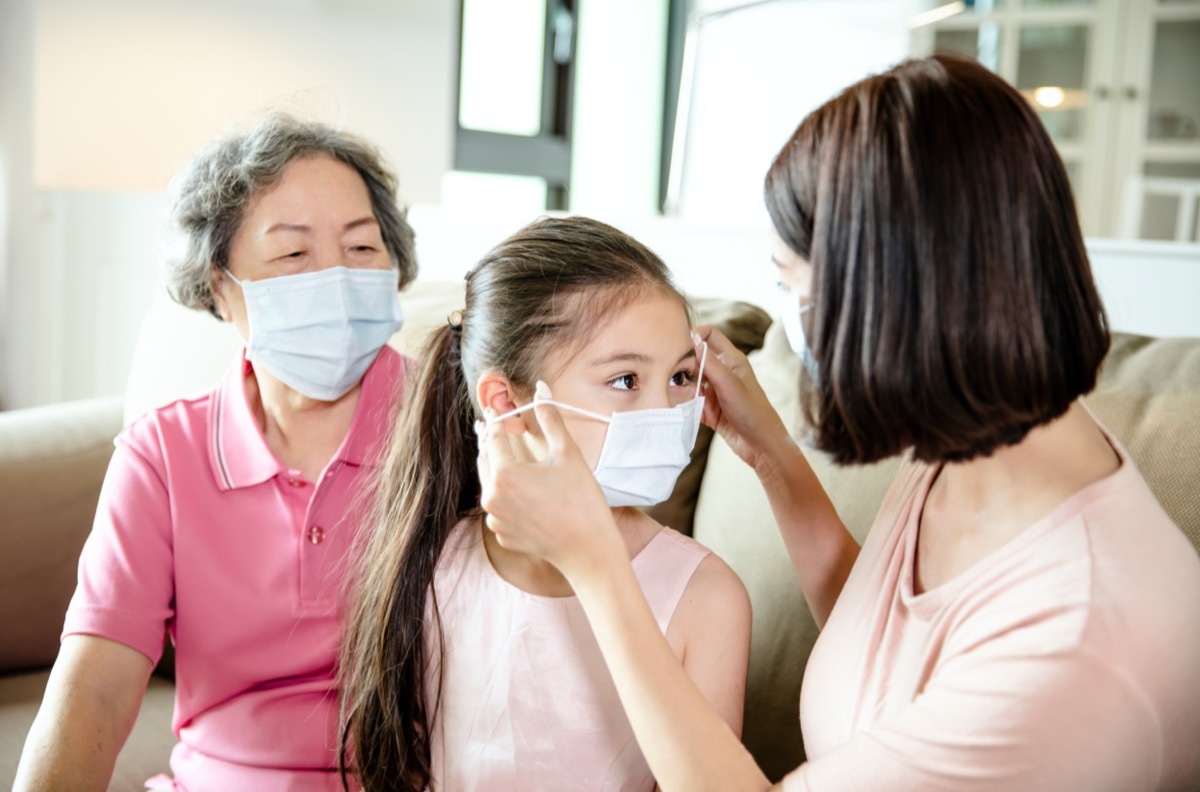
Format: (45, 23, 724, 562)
(245, 366, 362, 483)
(916, 400, 1120, 593)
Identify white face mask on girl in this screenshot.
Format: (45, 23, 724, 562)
(486, 343, 708, 508)
(225, 266, 404, 401)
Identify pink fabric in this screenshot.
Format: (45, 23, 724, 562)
(63, 347, 405, 792)
(429, 519, 710, 791)
(786, 423, 1200, 791)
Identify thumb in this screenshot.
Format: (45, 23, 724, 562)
(695, 337, 745, 403)
(532, 381, 579, 460)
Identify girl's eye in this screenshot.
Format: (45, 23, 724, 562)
(609, 374, 637, 391)
(670, 369, 695, 388)
(282, 250, 306, 259)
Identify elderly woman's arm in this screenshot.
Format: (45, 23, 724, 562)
(14, 636, 153, 791)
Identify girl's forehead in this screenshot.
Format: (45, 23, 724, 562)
(541, 290, 693, 377)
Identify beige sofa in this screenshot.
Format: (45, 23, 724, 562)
(2, 280, 1198, 789)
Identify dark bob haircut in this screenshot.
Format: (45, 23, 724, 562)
(765, 54, 1110, 465)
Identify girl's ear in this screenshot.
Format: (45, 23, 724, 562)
(476, 370, 529, 434)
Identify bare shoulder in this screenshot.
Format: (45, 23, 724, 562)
(686, 552, 750, 613)
(674, 549, 752, 644)
(668, 546, 752, 734)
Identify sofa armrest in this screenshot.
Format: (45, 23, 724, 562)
(0, 397, 123, 673)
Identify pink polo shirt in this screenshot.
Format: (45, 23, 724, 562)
(63, 346, 406, 792)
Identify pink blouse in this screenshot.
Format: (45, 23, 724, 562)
(786, 424, 1200, 791)
(428, 519, 710, 791)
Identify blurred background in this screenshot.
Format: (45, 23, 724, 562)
(1, 0, 1197, 410)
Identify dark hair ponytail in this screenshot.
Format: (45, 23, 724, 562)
(338, 322, 479, 791)
(338, 216, 686, 790)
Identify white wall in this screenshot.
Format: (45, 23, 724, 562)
(33, 0, 456, 199)
(2, 0, 458, 409)
(1090, 240, 1200, 339)
(0, 0, 37, 410)
(675, 0, 911, 225)
(5, 0, 1199, 410)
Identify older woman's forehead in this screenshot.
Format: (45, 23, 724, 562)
(236, 155, 376, 230)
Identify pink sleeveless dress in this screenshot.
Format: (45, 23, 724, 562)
(426, 518, 710, 791)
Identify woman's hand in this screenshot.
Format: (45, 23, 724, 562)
(696, 326, 858, 626)
(477, 388, 625, 584)
(694, 325, 794, 474)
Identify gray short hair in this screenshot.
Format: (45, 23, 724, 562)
(165, 112, 418, 318)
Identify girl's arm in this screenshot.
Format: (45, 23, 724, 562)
(693, 326, 858, 627)
(670, 554, 752, 738)
(479, 396, 776, 790)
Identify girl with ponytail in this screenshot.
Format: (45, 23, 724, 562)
(338, 216, 751, 791)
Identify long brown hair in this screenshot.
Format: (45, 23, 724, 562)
(337, 216, 686, 790)
(764, 54, 1109, 465)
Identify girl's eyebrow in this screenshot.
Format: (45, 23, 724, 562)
(589, 349, 696, 368)
(590, 352, 651, 367)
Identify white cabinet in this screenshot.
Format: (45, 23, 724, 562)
(911, 0, 1200, 241)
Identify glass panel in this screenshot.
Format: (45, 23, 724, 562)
(1016, 25, 1090, 142)
(1138, 163, 1200, 241)
(1139, 193, 1178, 240)
(1145, 163, 1200, 178)
(933, 24, 1002, 71)
(1147, 20, 1200, 141)
(442, 170, 549, 213)
(458, 0, 547, 136)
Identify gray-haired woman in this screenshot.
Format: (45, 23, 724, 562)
(15, 113, 417, 791)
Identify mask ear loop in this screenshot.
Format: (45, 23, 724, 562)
(694, 340, 709, 400)
(489, 398, 611, 426)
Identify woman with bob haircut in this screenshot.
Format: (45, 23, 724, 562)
(476, 55, 1200, 790)
(15, 113, 417, 790)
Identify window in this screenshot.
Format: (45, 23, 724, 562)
(452, 0, 577, 211)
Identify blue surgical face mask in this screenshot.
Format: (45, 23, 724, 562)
(486, 342, 709, 508)
(774, 283, 819, 382)
(225, 266, 404, 401)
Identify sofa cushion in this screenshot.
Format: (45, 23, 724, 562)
(692, 326, 1200, 780)
(692, 325, 898, 780)
(0, 397, 124, 674)
(1084, 333, 1200, 548)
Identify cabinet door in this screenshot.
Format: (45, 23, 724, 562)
(1117, 1, 1200, 241)
(912, 0, 1122, 235)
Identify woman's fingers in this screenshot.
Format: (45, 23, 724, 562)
(693, 324, 738, 357)
(532, 394, 575, 459)
(483, 415, 517, 465)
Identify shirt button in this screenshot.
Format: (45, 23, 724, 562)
(287, 477, 307, 488)
(308, 525, 325, 545)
